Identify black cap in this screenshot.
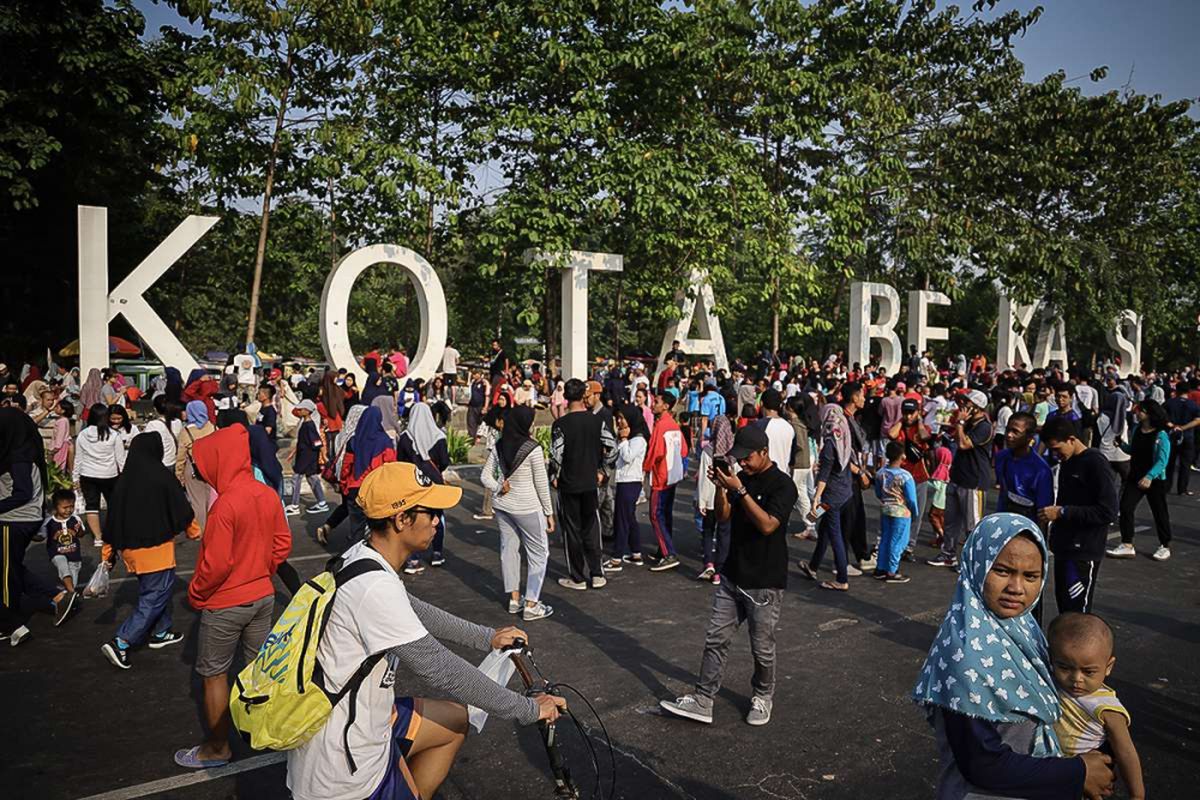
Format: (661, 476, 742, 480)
(728, 425, 769, 459)
(901, 398, 919, 414)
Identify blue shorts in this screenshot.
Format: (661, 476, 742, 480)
(367, 697, 423, 800)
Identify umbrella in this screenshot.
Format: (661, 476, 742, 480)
(58, 336, 142, 357)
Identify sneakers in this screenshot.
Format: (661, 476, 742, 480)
(845, 564, 863, 577)
(697, 565, 716, 581)
(1106, 543, 1136, 559)
(591, 576, 608, 589)
(746, 696, 773, 726)
(508, 597, 521, 614)
(523, 601, 554, 621)
(283, 505, 301, 516)
(858, 556, 877, 571)
(472, 513, 494, 521)
(403, 560, 425, 575)
(601, 558, 623, 572)
(659, 693, 713, 724)
(6, 625, 31, 647)
(430, 552, 446, 567)
(926, 554, 958, 569)
(1152, 546, 1171, 562)
(621, 554, 645, 566)
(557, 577, 588, 591)
(711, 573, 722, 586)
(306, 502, 329, 514)
(101, 638, 131, 669)
(884, 573, 911, 584)
(650, 555, 680, 572)
(53, 591, 78, 627)
(148, 631, 185, 649)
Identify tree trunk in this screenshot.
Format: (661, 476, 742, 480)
(771, 276, 781, 353)
(245, 50, 294, 347)
(614, 275, 623, 361)
(425, 87, 440, 259)
(543, 265, 557, 373)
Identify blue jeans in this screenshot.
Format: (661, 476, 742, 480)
(613, 482, 642, 556)
(649, 484, 678, 557)
(877, 515, 911, 575)
(702, 510, 730, 570)
(116, 568, 175, 645)
(808, 496, 849, 583)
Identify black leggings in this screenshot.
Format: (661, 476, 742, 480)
(1119, 479, 1171, 546)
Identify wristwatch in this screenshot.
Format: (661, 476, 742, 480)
(735, 486, 749, 499)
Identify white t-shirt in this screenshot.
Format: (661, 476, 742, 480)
(761, 416, 795, 473)
(142, 418, 177, 468)
(288, 542, 429, 800)
(234, 354, 257, 386)
(441, 346, 460, 374)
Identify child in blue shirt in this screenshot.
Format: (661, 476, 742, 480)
(995, 410, 1055, 522)
(875, 441, 919, 583)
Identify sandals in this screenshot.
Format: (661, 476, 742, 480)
(797, 562, 818, 581)
(819, 581, 849, 592)
(173, 746, 229, 770)
(315, 525, 329, 546)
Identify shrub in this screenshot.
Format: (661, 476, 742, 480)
(446, 427, 472, 465)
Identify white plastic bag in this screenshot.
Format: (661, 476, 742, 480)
(83, 562, 111, 598)
(467, 649, 519, 733)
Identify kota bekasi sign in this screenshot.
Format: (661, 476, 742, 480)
(77, 206, 1141, 382)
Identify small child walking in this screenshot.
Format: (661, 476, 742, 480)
(285, 399, 328, 515)
(41, 489, 85, 625)
(1048, 612, 1145, 800)
(926, 437, 953, 548)
(873, 441, 917, 583)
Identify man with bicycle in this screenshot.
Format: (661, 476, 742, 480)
(287, 462, 565, 800)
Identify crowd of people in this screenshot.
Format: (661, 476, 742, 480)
(0, 338, 1182, 798)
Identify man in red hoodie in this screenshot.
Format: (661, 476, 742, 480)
(174, 425, 292, 769)
(644, 390, 688, 572)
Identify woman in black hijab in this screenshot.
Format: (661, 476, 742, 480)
(100, 433, 195, 669)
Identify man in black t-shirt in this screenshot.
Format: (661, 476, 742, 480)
(549, 379, 609, 590)
(660, 426, 797, 728)
(488, 339, 509, 382)
(928, 389, 993, 569)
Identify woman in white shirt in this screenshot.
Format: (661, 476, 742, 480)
(73, 403, 125, 547)
(603, 404, 650, 569)
(480, 405, 555, 621)
(107, 403, 138, 470)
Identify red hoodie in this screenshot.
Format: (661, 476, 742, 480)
(188, 426, 291, 610)
(644, 412, 688, 490)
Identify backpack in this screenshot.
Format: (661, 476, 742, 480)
(230, 555, 385, 770)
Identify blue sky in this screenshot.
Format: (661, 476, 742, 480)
(134, 0, 1198, 107)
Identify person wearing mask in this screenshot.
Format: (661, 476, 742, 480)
(73, 404, 124, 548)
(396, 403, 450, 573)
(175, 424, 292, 769)
(660, 425, 797, 727)
(480, 405, 555, 621)
(927, 390, 993, 570)
(0, 408, 51, 646)
(99, 434, 197, 668)
(550, 379, 608, 590)
(1106, 399, 1173, 563)
(1038, 416, 1119, 614)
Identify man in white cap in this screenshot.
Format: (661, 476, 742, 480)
(927, 389, 993, 569)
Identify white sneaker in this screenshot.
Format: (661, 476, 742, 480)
(1106, 543, 1136, 559)
(659, 693, 713, 724)
(283, 505, 301, 516)
(306, 502, 329, 513)
(846, 564, 863, 577)
(746, 696, 773, 726)
(1152, 546, 1171, 562)
(591, 576, 607, 589)
(557, 577, 588, 591)
(858, 557, 877, 571)
(508, 598, 521, 614)
(523, 602, 554, 621)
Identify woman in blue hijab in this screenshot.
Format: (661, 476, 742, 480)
(912, 513, 1113, 799)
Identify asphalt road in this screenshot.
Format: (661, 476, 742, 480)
(2, 468, 1197, 800)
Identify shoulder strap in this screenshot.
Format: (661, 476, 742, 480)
(334, 557, 386, 587)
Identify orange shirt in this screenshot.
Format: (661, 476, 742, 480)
(104, 520, 201, 575)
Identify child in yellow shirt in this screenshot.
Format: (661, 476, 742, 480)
(1048, 612, 1144, 800)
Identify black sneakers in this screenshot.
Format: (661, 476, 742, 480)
(101, 639, 131, 670)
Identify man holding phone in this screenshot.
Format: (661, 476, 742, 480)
(660, 426, 797, 728)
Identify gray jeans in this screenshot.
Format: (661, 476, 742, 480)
(939, 484, 985, 559)
(696, 579, 783, 702)
(598, 468, 615, 538)
(495, 509, 549, 603)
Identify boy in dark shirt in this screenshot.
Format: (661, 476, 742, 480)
(1039, 416, 1118, 615)
(659, 426, 797, 728)
(255, 385, 278, 442)
(41, 489, 84, 625)
(550, 379, 609, 590)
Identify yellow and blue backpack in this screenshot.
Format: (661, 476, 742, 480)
(230, 555, 385, 770)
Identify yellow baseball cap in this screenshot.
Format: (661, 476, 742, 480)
(356, 462, 462, 518)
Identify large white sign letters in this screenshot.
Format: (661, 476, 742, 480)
(526, 250, 624, 381)
(1105, 310, 1142, 372)
(997, 296, 1068, 371)
(656, 269, 729, 379)
(849, 281, 903, 374)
